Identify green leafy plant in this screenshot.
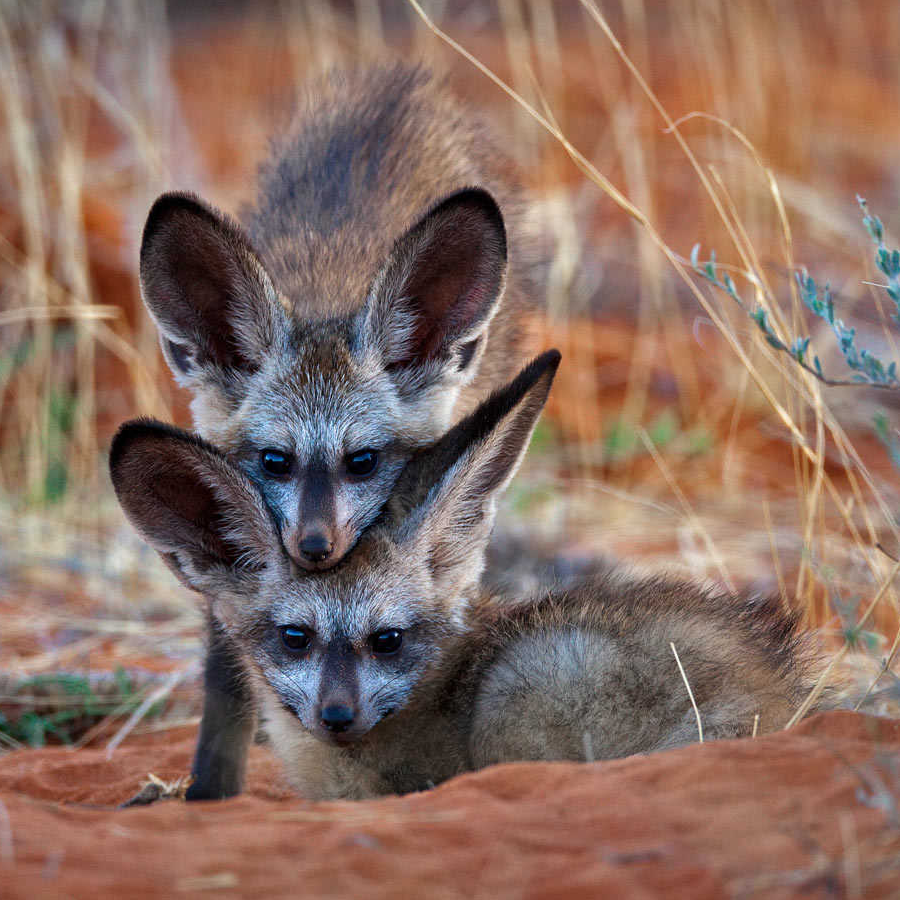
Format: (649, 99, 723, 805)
(691, 197, 900, 390)
(0, 669, 164, 749)
(604, 408, 712, 464)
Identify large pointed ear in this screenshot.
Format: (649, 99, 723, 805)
(353, 188, 507, 385)
(391, 349, 560, 591)
(109, 419, 283, 593)
(139, 192, 288, 387)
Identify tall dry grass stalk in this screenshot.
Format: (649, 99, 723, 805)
(406, 0, 900, 712)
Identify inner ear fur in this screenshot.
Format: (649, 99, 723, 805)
(391, 350, 561, 563)
(139, 192, 285, 381)
(109, 418, 279, 578)
(356, 187, 508, 371)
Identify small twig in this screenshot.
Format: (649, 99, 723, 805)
(786, 559, 900, 727)
(854, 620, 900, 711)
(0, 730, 24, 752)
(752, 714, 760, 738)
(638, 427, 735, 593)
(0, 304, 119, 327)
(105, 668, 186, 759)
(684, 252, 900, 391)
(670, 642, 703, 743)
(876, 542, 899, 564)
(120, 772, 193, 808)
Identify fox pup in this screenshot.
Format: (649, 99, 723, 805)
(138, 65, 538, 796)
(139, 65, 534, 572)
(111, 352, 819, 801)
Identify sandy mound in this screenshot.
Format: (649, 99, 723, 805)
(0, 711, 898, 898)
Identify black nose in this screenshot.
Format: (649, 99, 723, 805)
(299, 534, 332, 563)
(320, 705, 355, 732)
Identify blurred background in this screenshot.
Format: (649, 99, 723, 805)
(1, 0, 899, 748)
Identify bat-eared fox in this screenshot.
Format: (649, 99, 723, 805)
(111, 351, 819, 801)
(137, 65, 542, 795)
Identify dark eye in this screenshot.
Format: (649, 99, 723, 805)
(261, 449, 293, 477)
(370, 628, 403, 656)
(280, 625, 311, 652)
(345, 448, 379, 479)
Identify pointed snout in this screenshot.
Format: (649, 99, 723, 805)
(283, 521, 345, 571)
(299, 531, 333, 564)
(320, 704, 355, 733)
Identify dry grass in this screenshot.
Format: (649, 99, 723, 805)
(1, 0, 899, 743)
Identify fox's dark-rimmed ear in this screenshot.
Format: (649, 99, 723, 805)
(353, 188, 507, 383)
(140, 192, 288, 386)
(109, 418, 282, 591)
(391, 349, 560, 592)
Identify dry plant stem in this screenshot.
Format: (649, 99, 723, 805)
(11, 635, 109, 675)
(703, 165, 827, 611)
(529, 0, 563, 95)
(721, 362, 750, 487)
(408, 0, 900, 632)
(71, 688, 160, 751)
(0, 11, 51, 499)
(702, 163, 814, 603)
(132, 715, 202, 736)
(665, 112, 797, 335)
(105, 668, 187, 759)
(498, 0, 538, 166)
(720, 296, 897, 598)
(636, 427, 735, 592)
(785, 559, 900, 728)
(353, 0, 385, 58)
(583, 0, 830, 560)
(584, 15, 665, 455)
(53, 4, 105, 499)
(0, 306, 119, 326)
(404, 0, 868, 516)
(830, 427, 896, 558)
(0, 731, 24, 751)
(780, 353, 899, 572)
(670, 642, 703, 743)
(762, 499, 790, 612)
(869, 273, 900, 372)
(854, 620, 900, 711)
(797, 388, 826, 607)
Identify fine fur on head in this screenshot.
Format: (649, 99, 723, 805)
(110, 350, 561, 751)
(138, 66, 537, 575)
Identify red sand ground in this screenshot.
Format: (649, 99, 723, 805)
(1, 711, 898, 898)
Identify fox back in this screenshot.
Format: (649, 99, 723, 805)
(465, 573, 810, 769)
(139, 65, 537, 572)
(111, 351, 821, 802)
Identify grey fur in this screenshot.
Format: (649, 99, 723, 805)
(139, 65, 536, 572)
(110, 351, 824, 802)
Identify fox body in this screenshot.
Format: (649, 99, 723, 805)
(111, 352, 818, 802)
(140, 65, 534, 572)
(138, 65, 537, 797)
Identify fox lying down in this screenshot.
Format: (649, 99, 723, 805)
(111, 352, 820, 801)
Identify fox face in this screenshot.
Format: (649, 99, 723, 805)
(110, 352, 560, 750)
(250, 547, 452, 746)
(220, 331, 422, 573)
(139, 187, 508, 572)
